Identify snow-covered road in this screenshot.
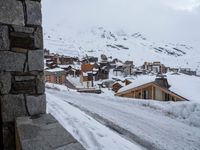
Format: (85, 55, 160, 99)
(47, 91, 143, 150)
(47, 88, 200, 150)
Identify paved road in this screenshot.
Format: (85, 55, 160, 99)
(47, 89, 200, 150)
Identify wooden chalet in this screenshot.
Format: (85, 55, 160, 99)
(80, 63, 94, 87)
(113, 66, 124, 76)
(112, 78, 133, 93)
(123, 79, 133, 86)
(97, 66, 109, 80)
(112, 82, 124, 93)
(116, 76, 188, 102)
(45, 68, 66, 85)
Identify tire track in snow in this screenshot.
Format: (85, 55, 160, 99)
(66, 101, 157, 150)
(47, 92, 143, 150)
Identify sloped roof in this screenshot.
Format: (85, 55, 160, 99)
(118, 76, 155, 93)
(117, 74, 200, 102)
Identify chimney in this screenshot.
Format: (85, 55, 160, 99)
(155, 75, 170, 89)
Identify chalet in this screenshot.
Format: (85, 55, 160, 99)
(112, 77, 134, 93)
(112, 81, 124, 93)
(44, 49, 50, 57)
(53, 54, 61, 65)
(45, 59, 57, 69)
(132, 69, 144, 76)
(116, 75, 188, 102)
(45, 68, 66, 85)
(169, 68, 179, 73)
(113, 61, 134, 77)
(109, 58, 121, 68)
(123, 78, 133, 86)
(82, 56, 98, 63)
(113, 66, 124, 76)
(123, 63, 133, 76)
(59, 56, 74, 65)
(58, 64, 81, 77)
(101, 54, 108, 61)
(80, 63, 94, 87)
(99, 80, 115, 88)
(67, 68, 80, 77)
(97, 66, 109, 80)
(143, 62, 167, 74)
(100, 60, 110, 69)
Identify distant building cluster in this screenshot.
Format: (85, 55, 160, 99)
(44, 49, 198, 102)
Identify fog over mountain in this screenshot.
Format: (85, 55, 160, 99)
(42, 0, 200, 44)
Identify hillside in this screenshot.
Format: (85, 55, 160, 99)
(44, 26, 200, 70)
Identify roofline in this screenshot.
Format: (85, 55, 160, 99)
(116, 82, 188, 101)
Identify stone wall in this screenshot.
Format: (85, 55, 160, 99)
(0, 0, 45, 149)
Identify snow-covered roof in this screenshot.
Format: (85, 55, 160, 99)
(118, 76, 155, 93)
(46, 61, 54, 64)
(82, 71, 93, 76)
(93, 68, 99, 71)
(116, 81, 125, 87)
(82, 72, 88, 76)
(115, 62, 123, 67)
(167, 73, 200, 103)
(58, 65, 71, 68)
(45, 68, 65, 72)
(117, 74, 200, 103)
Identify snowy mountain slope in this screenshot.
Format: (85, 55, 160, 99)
(44, 26, 200, 70)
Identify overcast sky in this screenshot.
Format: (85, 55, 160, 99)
(42, 0, 200, 43)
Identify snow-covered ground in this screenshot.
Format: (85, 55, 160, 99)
(67, 75, 85, 88)
(46, 83, 200, 150)
(47, 90, 143, 150)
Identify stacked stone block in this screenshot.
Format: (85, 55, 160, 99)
(0, 0, 46, 149)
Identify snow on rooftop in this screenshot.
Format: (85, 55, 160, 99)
(167, 73, 200, 103)
(118, 81, 126, 87)
(45, 68, 65, 72)
(93, 68, 99, 71)
(82, 71, 93, 76)
(115, 62, 124, 67)
(117, 73, 200, 103)
(118, 75, 155, 93)
(58, 64, 71, 68)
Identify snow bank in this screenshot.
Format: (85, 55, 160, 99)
(163, 102, 200, 127)
(46, 88, 200, 150)
(45, 83, 70, 91)
(118, 98, 200, 128)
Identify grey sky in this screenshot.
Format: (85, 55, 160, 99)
(42, 0, 200, 43)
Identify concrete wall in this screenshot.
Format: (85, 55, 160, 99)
(0, 0, 45, 149)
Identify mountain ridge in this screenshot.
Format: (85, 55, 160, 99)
(44, 26, 200, 70)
